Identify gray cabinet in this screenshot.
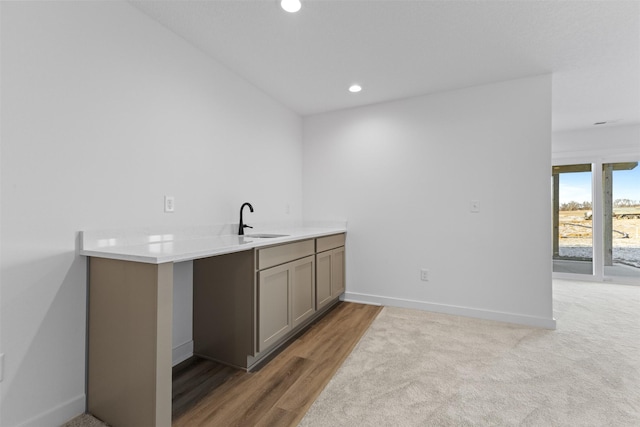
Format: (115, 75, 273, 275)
(331, 246, 345, 296)
(316, 234, 346, 310)
(85, 230, 347, 427)
(258, 262, 291, 352)
(256, 238, 316, 353)
(291, 256, 316, 327)
(193, 250, 255, 368)
(316, 250, 333, 309)
(257, 255, 315, 353)
(193, 234, 344, 371)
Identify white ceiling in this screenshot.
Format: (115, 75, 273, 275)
(130, 0, 640, 132)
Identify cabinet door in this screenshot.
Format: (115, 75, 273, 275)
(291, 256, 315, 328)
(258, 264, 291, 353)
(316, 250, 333, 310)
(332, 246, 345, 296)
(316, 247, 346, 310)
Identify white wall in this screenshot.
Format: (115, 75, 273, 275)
(303, 75, 554, 328)
(0, 1, 3, 422)
(173, 262, 193, 366)
(553, 124, 640, 163)
(0, 2, 302, 426)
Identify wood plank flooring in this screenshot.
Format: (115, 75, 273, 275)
(172, 302, 382, 427)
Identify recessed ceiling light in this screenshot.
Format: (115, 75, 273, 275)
(349, 84, 362, 93)
(280, 0, 301, 13)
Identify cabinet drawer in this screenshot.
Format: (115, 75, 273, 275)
(316, 233, 345, 253)
(257, 239, 314, 270)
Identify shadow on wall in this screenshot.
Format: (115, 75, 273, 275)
(2, 253, 87, 427)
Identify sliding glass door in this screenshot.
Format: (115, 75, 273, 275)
(552, 164, 593, 275)
(553, 160, 640, 283)
(602, 162, 640, 280)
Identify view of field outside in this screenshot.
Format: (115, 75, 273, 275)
(558, 165, 640, 273)
(558, 170, 592, 263)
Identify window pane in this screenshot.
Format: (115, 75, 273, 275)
(552, 164, 593, 274)
(602, 162, 640, 280)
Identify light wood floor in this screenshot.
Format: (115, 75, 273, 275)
(171, 302, 382, 427)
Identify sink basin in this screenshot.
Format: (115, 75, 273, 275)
(245, 233, 289, 239)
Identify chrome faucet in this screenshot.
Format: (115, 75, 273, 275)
(238, 202, 254, 235)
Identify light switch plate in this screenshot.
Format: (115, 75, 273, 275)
(470, 200, 480, 213)
(164, 196, 175, 213)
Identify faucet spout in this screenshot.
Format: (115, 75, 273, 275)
(238, 202, 254, 235)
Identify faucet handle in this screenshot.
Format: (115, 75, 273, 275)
(243, 224, 253, 229)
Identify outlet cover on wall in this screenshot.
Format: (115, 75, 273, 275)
(420, 269, 429, 281)
(164, 196, 175, 213)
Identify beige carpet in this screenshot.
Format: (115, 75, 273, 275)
(62, 413, 108, 427)
(299, 280, 640, 426)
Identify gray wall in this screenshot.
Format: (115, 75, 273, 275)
(1, 2, 558, 426)
(302, 75, 554, 326)
(0, 2, 302, 426)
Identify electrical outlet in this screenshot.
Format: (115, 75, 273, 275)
(420, 269, 429, 281)
(0, 353, 4, 382)
(164, 196, 175, 213)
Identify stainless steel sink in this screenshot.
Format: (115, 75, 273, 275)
(245, 233, 289, 238)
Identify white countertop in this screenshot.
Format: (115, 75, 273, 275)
(79, 222, 347, 264)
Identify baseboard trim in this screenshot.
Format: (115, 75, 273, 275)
(343, 292, 557, 329)
(173, 340, 194, 367)
(14, 394, 85, 427)
(339, 294, 382, 306)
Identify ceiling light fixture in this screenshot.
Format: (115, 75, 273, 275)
(280, 0, 301, 13)
(349, 84, 362, 93)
